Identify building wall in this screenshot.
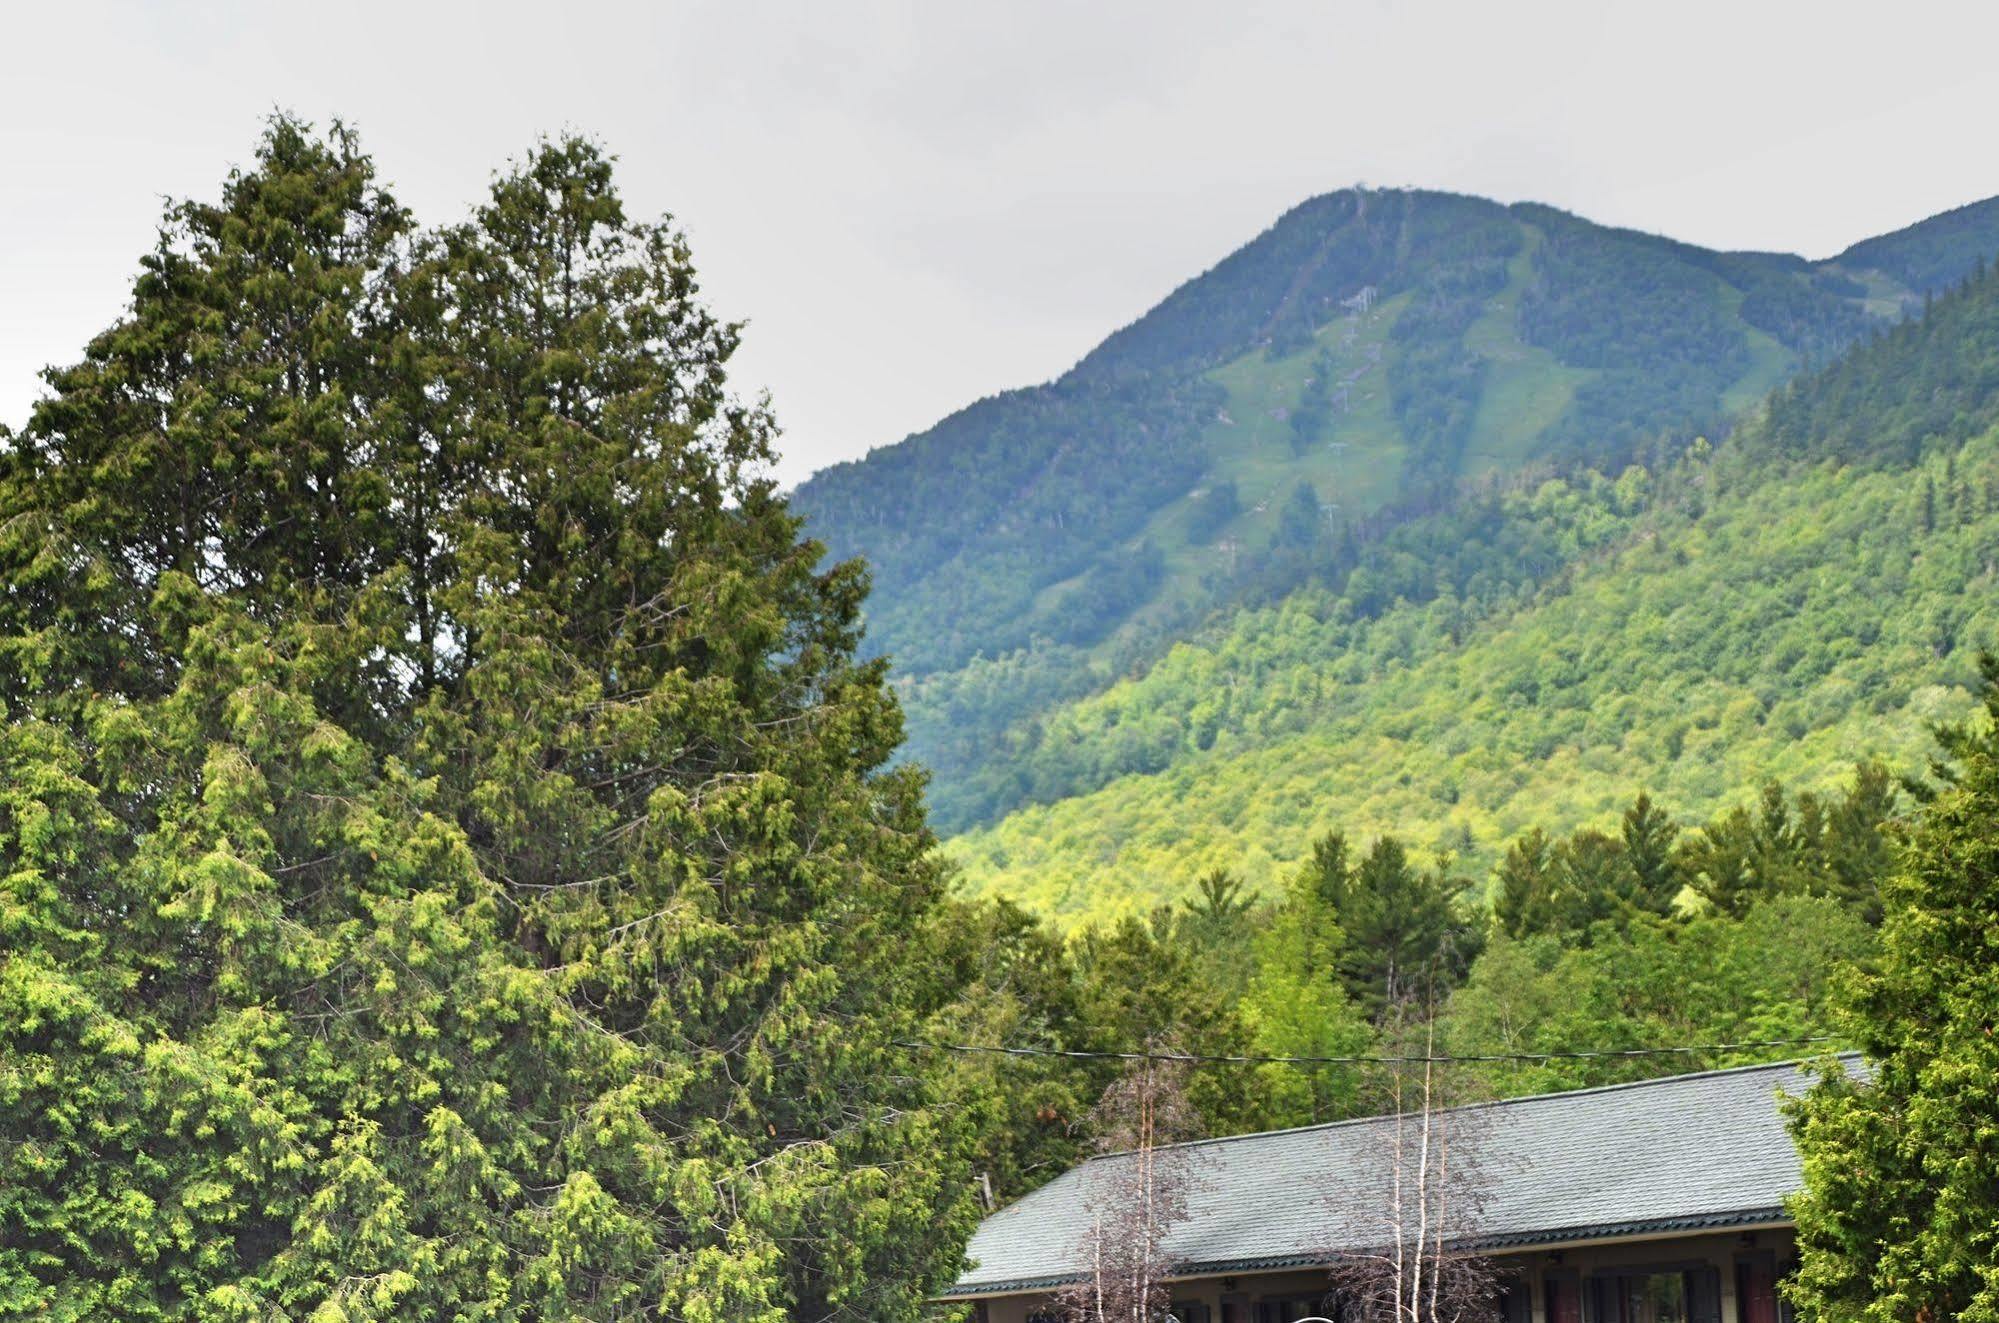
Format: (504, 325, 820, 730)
(966, 1227, 1797, 1323)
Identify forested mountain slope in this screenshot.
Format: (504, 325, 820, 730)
(947, 261, 1999, 920)
(795, 188, 1999, 840)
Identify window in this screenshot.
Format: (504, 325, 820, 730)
(1590, 1267, 1721, 1323)
(1612, 1273, 1688, 1323)
(1254, 1297, 1334, 1322)
(1171, 1305, 1212, 1323)
(1497, 1273, 1532, 1323)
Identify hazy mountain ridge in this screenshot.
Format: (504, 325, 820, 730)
(799, 189, 1989, 681)
(793, 187, 1999, 915)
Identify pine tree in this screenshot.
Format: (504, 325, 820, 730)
(1334, 837, 1481, 1014)
(1786, 655, 1999, 1323)
(1619, 792, 1682, 915)
(1181, 867, 1255, 929)
(1493, 827, 1556, 939)
(1819, 762, 1896, 924)
(0, 118, 974, 1321)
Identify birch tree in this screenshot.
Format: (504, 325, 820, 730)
(1327, 1003, 1499, 1323)
(1060, 1051, 1204, 1323)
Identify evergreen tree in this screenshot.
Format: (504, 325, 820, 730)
(0, 119, 973, 1321)
(1070, 912, 1267, 1138)
(1619, 791, 1682, 914)
(1176, 867, 1264, 1000)
(1677, 769, 1897, 924)
(1678, 790, 1786, 918)
(922, 898, 1097, 1206)
(1787, 655, 1999, 1323)
(1298, 830, 1357, 913)
(1818, 762, 1897, 924)
(1182, 867, 1256, 929)
(1548, 828, 1634, 931)
(1494, 799, 1680, 944)
(1331, 836, 1482, 1014)
(1493, 827, 1558, 940)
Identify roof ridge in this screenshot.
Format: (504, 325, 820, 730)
(1080, 1052, 1861, 1162)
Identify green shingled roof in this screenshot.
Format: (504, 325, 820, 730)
(951, 1056, 1858, 1299)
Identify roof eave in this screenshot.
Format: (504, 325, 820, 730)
(941, 1207, 1795, 1300)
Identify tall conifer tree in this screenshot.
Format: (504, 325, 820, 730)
(0, 118, 974, 1321)
(1787, 656, 1999, 1323)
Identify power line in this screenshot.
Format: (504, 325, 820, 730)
(891, 1035, 1842, 1068)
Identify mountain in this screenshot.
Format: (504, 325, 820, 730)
(792, 187, 1999, 921)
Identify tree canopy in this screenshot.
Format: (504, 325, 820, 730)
(0, 118, 975, 1322)
(1786, 656, 1999, 1323)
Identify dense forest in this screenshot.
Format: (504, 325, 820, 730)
(930, 660, 1999, 1321)
(927, 761, 1892, 1205)
(891, 194, 1999, 1212)
(838, 229, 1999, 922)
(946, 412, 1999, 917)
(796, 187, 1999, 853)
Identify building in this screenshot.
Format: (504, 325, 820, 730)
(946, 1058, 1851, 1323)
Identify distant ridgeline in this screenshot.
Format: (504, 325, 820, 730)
(793, 188, 1999, 919)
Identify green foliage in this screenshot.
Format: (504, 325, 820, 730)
(900, 257, 1999, 844)
(925, 771, 1891, 1214)
(1442, 894, 1873, 1098)
(1388, 264, 1498, 485)
(1512, 205, 1751, 453)
(798, 187, 1997, 733)
(1495, 775, 1896, 944)
(1181, 868, 1255, 934)
(799, 373, 1220, 676)
(1676, 767, 1897, 923)
(1240, 850, 1373, 1125)
(1285, 833, 1484, 1015)
(946, 417, 1999, 921)
(0, 120, 973, 1320)
(921, 457, 1659, 836)
(1038, 541, 1167, 647)
(1763, 255, 1999, 463)
(1786, 656, 1999, 1323)
(921, 898, 1265, 1207)
(1183, 480, 1240, 545)
(1289, 349, 1338, 455)
(1274, 480, 1324, 550)
(1073, 189, 1519, 380)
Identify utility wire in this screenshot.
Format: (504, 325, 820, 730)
(892, 1035, 1842, 1068)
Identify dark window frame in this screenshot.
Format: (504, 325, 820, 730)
(1585, 1260, 1722, 1323)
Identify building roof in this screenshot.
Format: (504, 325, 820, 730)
(951, 1056, 1856, 1299)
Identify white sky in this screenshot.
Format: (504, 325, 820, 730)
(5, 0, 1997, 486)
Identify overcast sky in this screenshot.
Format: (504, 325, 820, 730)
(6, 1, 1997, 486)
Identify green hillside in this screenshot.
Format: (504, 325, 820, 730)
(796, 187, 1999, 843)
(947, 263, 1999, 920)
